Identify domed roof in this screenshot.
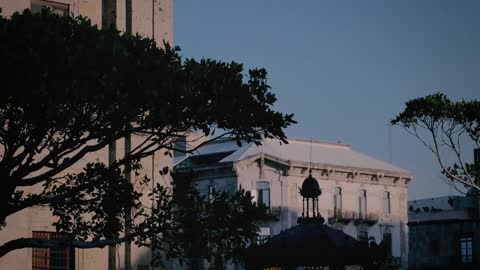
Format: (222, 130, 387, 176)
(300, 171, 321, 198)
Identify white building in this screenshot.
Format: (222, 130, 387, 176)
(174, 137, 413, 269)
(0, 1, 173, 269)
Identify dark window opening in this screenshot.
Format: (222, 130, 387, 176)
(383, 232, 392, 257)
(32, 231, 75, 270)
(383, 191, 391, 214)
(256, 181, 270, 214)
(460, 235, 473, 264)
(334, 187, 342, 217)
(359, 189, 367, 218)
(208, 185, 216, 203)
(358, 230, 368, 242)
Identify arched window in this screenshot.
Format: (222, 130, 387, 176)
(256, 181, 270, 213)
(334, 187, 342, 216)
(383, 191, 391, 214)
(208, 185, 216, 203)
(359, 189, 367, 218)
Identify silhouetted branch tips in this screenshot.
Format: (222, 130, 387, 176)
(392, 92, 480, 191)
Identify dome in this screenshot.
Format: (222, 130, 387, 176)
(300, 171, 321, 198)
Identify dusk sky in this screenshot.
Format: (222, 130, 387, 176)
(174, 0, 480, 200)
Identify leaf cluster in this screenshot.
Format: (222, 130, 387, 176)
(0, 10, 294, 225)
(164, 173, 266, 268)
(392, 92, 480, 190)
(0, 9, 291, 260)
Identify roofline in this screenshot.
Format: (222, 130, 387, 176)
(408, 218, 480, 226)
(233, 153, 411, 178)
(287, 137, 351, 147)
(193, 137, 351, 148)
(408, 196, 463, 203)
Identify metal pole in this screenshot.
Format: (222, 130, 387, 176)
(108, 142, 117, 270)
(124, 0, 132, 268)
(103, 0, 118, 268)
(124, 135, 132, 270)
(306, 199, 309, 218)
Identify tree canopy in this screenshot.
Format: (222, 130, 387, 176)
(0, 10, 295, 260)
(169, 173, 266, 269)
(392, 93, 479, 191)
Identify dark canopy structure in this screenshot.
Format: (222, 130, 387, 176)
(245, 223, 386, 269)
(244, 170, 386, 269)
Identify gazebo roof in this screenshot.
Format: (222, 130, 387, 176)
(300, 172, 321, 198)
(245, 223, 386, 269)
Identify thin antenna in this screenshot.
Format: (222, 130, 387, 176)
(260, 143, 265, 179)
(309, 138, 313, 175)
(388, 124, 392, 163)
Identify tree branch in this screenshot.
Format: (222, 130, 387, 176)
(0, 234, 138, 258)
(16, 136, 118, 187)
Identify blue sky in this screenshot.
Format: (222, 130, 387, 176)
(174, 0, 480, 200)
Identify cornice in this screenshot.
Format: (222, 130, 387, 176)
(182, 153, 412, 188)
(288, 165, 411, 188)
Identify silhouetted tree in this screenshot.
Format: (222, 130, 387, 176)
(169, 173, 265, 269)
(0, 10, 295, 258)
(392, 93, 479, 192)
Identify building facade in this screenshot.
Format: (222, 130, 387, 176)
(408, 192, 480, 269)
(0, 1, 173, 269)
(174, 137, 413, 269)
(0, 0, 173, 43)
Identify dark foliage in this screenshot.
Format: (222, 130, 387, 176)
(0, 10, 294, 258)
(392, 93, 479, 191)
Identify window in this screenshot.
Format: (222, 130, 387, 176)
(208, 185, 216, 203)
(359, 189, 367, 218)
(255, 181, 270, 213)
(358, 230, 368, 241)
(460, 235, 473, 264)
(257, 227, 271, 245)
(383, 191, 391, 214)
(474, 148, 479, 165)
(333, 187, 342, 216)
(383, 233, 392, 257)
(32, 231, 75, 270)
(31, 0, 69, 16)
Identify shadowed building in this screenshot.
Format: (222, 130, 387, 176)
(408, 149, 480, 270)
(174, 137, 413, 269)
(408, 192, 480, 269)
